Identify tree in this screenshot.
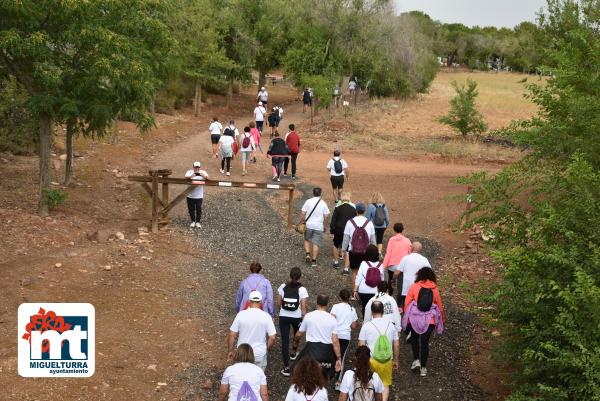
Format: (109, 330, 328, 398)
(438, 79, 487, 136)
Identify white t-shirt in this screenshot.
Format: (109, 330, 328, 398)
(219, 135, 235, 155)
(358, 317, 399, 355)
(278, 283, 309, 319)
(299, 310, 337, 344)
(240, 133, 255, 152)
(349, 81, 357, 91)
(225, 125, 239, 138)
(229, 308, 276, 360)
(258, 90, 268, 102)
(355, 261, 385, 294)
(330, 302, 358, 341)
(394, 252, 432, 295)
(343, 216, 376, 252)
(327, 157, 348, 176)
(301, 197, 330, 232)
(339, 370, 385, 400)
(254, 106, 266, 122)
(185, 169, 208, 199)
(284, 386, 328, 401)
(364, 293, 402, 332)
(221, 362, 266, 401)
(209, 121, 222, 135)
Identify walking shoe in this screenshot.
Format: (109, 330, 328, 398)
(332, 260, 340, 269)
(311, 260, 318, 268)
(420, 367, 427, 377)
(226, 172, 230, 176)
(220, 169, 224, 174)
(189, 222, 196, 228)
(289, 351, 298, 361)
(342, 268, 350, 275)
(283, 173, 288, 177)
(411, 359, 421, 371)
(305, 253, 311, 263)
(281, 367, 291, 377)
(291, 175, 297, 180)
(272, 176, 278, 181)
(195, 222, 202, 228)
(277, 177, 281, 182)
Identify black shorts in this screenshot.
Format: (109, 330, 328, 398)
(330, 175, 344, 189)
(210, 134, 220, 144)
(332, 229, 344, 248)
(375, 227, 386, 245)
(349, 251, 364, 270)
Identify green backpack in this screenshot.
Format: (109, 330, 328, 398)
(371, 321, 393, 362)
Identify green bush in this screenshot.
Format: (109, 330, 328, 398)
(43, 188, 68, 210)
(438, 79, 487, 136)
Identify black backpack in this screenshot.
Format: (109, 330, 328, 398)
(333, 159, 343, 174)
(417, 287, 434, 312)
(282, 285, 300, 311)
(223, 127, 234, 137)
(373, 204, 385, 226)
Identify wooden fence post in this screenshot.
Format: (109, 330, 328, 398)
(151, 174, 159, 233)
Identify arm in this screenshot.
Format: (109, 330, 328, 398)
(227, 331, 237, 361)
(275, 289, 282, 311)
(434, 288, 446, 323)
(267, 334, 276, 350)
(329, 208, 337, 234)
(235, 282, 244, 311)
(332, 333, 342, 372)
(300, 298, 307, 317)
(345, 167, 350, 179)
(338, 392, 349, 401)
(218, 384, 229, 401)
(384, 206, 390, 227)
(351, 320, 359, 330)
(265, 282, 274, 316)
(358, 339, 366, 347)
(341, 234, 351, 252)
(375, 393, 383, 401)
(259, 384, 269, 401)
(293, 329, 305, 349)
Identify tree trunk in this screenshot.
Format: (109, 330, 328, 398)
(258, 69, 266, 91)
(64, 120, 74, 186)
(110, 119, 118, 144)
(38, 114, 53, 216)
(149, 97, 155, 117)
(194, 80, 202, 117)
(226, 74, 233, 108)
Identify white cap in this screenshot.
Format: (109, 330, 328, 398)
(258, 101, 263, 106)
(193, 161, 201, 167)
(249, 291, 262, 302)
(261, 87, 265, 91)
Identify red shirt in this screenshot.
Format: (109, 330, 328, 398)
(285, 131, 300, 153)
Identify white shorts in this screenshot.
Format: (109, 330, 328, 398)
(254, 353, 267, 371)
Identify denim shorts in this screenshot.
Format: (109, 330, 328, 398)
(304, 228, 323, 246)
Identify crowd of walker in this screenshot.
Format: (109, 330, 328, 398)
(187, 87, 446, 401)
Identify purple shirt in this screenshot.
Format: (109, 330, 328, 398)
(401, 301, 444, 335)
(235, 274, 274, 316)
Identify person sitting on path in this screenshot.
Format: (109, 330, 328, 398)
(257, 86, 269, 106)
(294, 294, 342, 381)
(184, 161, 208, 229)
(354, 245, 385, 317)
(254, 102, 267, 134)
(239, 126, 256, 176)
(330, 288, 358, 391)
(327, 150, 349, 202)
(358, 301, 400, 401)
(209, 116, 223, 158)
(338, 345, 385, 401)
(402, 267, 445, 378)
(218, 132, 235, 176)
(382, 223, 411, 297)
(249, 121, 262, 161)
(277, 267, 309, 377)
(330, 192, 357, 269)
(391, 241, 431, 310)
(218, 344, 269, 401)
(284, 357, 328, 401)
(300, 187, 330, 268)
(363, 281, 402, 333)
(283, 124, 300, 180)
(235, 262, 274, 316)
(228, 291, 276, 371)
(342, 203, 376, 284)
(266, 130, 288, 182)
(366, 192, 390, 256)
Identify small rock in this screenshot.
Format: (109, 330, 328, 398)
(201, 379, 212, 389)
(115, 232, 125, 240)
(66, 251, 78, 257)
(103, 265, 112, 271)
(20, 278, 32, 287)
(54, 263, 62, 268)
(87, 230, 111, 243)
(147, 364, 157, 371)
(157, 382, 168, 386)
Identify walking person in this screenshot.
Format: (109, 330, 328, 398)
(333, 84, 341, 108)
(354, 245, 385, 317)
(266, 130, 288, 182)
(218, 132, 235, 176)
(382, 223, 412, 297)
(300, 187, 330, 268)
(239, 126, 256, 176)
(342, 203, 376, 284)
(327, 150, 349, 202)
(254, 102, 267, 134)
(391, 241, 431, 310)
(235, 262, 274, 316)
(283, 124, 300, 179)
(293, 294, 342, 380)
(402, 267, 445, 377)
(330, 288, 358, 391)
(223, 120, 239, 140)
(228, 291, 277, 371)
(363, 281, 402, 333)
(302, 87, 312, 113)
(366, 192, 390, 255)
(219, 344, 269, 401)
(338, 346, 385, 401)
(184, 161, 209, 229)
(329, 192, 357, 269)
(284, 357, 328, 401)
(277, 267, 309, 377)
(358, 301, 400, 401)
(267, 107, 278, 137)
(249, 121, 262, 160)
(209, 116, 223, 158)
(257, 86, 268, 107)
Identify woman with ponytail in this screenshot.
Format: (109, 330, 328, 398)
(338, 346, 384, 401)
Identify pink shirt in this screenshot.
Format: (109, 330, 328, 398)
(250, 128, 261, 145)
(382, 234, 412, 268)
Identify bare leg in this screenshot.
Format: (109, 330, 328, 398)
(383, 386, 390, 401)
(312, 244, 319, 261)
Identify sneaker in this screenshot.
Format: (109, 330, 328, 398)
(277, 177, 281, 182)
(272, 176, 278, 181)
(420, 367, 427, 377)
(342, 268, 350, 275)
(411, 359, 421, 371)
(220, 169, 224, 174)
(291, 175, 297, 180)
(332, 260, 340, 269)
(281, 367, 291, 377)
(283, 173, 288, 177)
(305, 254, 311, 263)
(289, 352, 298, 361)
(189, 222, 196, 228)
(311, 260, 318, 268)
(195, 222, 202, 228)
(226, 172, 230, 176)
(242, 171, 247, 176)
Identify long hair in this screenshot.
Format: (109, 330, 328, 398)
(233, 344, 255, 364)
(287, 267, 302, 288)
(370, 192, 385, 204)
(291, 357, 326, 396)
(354, 346, 373, 388)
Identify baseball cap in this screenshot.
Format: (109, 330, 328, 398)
(258, 101, 263, 106)
(249, 291, 262, 302)
(193, 161, 201, 167)
(261, 86, 265, 90)
(355, 203, 366, 213)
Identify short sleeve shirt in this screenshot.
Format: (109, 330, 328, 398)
(221, 362, 266, 401)
(229, 308, 276, 359)
(327, 157, 348, 176)
(330, 302, 358, 341)
(299, 310, 337, 344)
(301, 197, 330, 232)
(339, 370, 384, 400)
(358, 317, 399, 355)
(209, 121, 222, 135)
(278, 284, 309, 318)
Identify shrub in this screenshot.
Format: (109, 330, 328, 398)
(438, 79, 487, 136)
(43, 188, 68, 211)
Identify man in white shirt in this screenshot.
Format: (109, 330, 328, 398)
(253, 101, 267, 134)
(300, 187, 330, 268)
(326, 150, 349, 202)
(228, 291, 277, 371)
(358, 300, 400, 401)
(184, 161, 209, 229)
(223, 120, 239, 140)
(294, 294, 342, 380)
(342, 203, 376, 283)
(256, 86, 268, 106)
(363, 281, 402, 332)
(391, 241, 432, 309)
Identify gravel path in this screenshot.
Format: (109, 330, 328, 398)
(168, 184, 484, 401)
